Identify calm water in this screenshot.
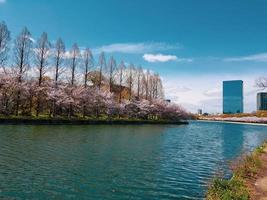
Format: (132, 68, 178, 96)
(1, 121, 267, 199)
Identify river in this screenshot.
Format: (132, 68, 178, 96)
(0, 121, 267, 199)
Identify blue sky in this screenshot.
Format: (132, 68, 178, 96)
(1, 0, 267, 113)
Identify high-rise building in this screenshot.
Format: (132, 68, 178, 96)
(197, 109, 202, 115)
(223, 80, 243, 114)
(257, 92, 267, 111)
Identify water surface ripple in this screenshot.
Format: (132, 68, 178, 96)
(1, 121, 267, 199)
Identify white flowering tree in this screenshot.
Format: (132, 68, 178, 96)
(0, 23, 188, 121)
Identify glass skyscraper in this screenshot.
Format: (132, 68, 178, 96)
(257, 92, 267, 111)
(223, 80, 243, 114)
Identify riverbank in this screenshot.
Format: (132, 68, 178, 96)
(198, 119, 267, 126)
(199, 116, 267, 125)
(206, 141, 267, 200)
(0, 116, 188, 125)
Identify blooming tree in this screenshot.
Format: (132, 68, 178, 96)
(0, 22, 188, 121)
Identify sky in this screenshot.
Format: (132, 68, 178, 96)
(1, 0, 267, 113)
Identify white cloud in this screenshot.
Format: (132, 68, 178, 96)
(224, 53, 267, 62)
(203, 87, 222, 97)
(143, 54, 177, 62)
(92, 42, 180, 54)
(176, 57, 194, 63)
(0, 0, 6, 3)
(143, 53, 193, 63)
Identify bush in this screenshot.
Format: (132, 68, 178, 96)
(206, 141, 267, 200)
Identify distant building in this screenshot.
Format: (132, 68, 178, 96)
(197, 109, 202, 115)
(223, 80, 243, 114)
(257, 92, 267, 111)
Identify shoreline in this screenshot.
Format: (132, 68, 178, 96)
(0, 118, 188, 125)
(206, 141, 267, 200)
(197, 119, 267, 126)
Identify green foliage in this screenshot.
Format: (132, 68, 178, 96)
(0, 114, 188, 125)
(206, 141, 267, 200)
(206, 177, 249, 200)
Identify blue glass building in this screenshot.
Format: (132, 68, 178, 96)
(257, 92, 267, 111)
(223, 80, 243, 114)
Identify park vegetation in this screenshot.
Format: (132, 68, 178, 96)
(206, 141, 267, 200)
(0, 21, 188, 121)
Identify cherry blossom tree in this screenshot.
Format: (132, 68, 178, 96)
(0, 25, 189, 121)
(13, 27, 33, 116)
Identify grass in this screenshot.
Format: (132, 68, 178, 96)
(206, 177, 249, 200)
(206, 141, 267, 200)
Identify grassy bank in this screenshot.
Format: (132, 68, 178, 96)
(0, 115, 188, 125)
(206, 141, 267, 200)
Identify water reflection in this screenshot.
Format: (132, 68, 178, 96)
(0, 122, 267, 199)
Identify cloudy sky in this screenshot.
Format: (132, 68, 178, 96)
(1, 0, 267, 113)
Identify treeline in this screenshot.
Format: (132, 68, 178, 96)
(0, 21, 188, 121)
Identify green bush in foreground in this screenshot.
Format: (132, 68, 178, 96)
(206, 142, 267, 200)
(206, 176, 249, 200)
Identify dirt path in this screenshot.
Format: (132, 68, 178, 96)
(249, 148, 267, 200)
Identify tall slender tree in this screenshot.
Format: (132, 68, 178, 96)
(107, 56, 117, 92)
(50, 38, 65, 117)
(98, 52, 106, 89)
(136, 66, 143, 99)
(83, 48, 93, 88)
(118, 61, 126, 103)
(127, 64, 135, 100)
(145, 70, 150, 100)
(13, 27, 33, 116)
(70, 43, 80, 86)
(68, 43, 80, 118)
(82, 48, 93, 117)
(0, 21, 10, 69)
(54, 38, 65, 86)
(35, 32, 50, 116)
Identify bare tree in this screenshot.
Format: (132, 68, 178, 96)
(98, 52, 106, 89)
(54, 38, 65, 86)
(157, 75, 164, 99)
(107, 56, 117, 92)
(68, 43, 80, 118)
(13, 27, 33, 116)
(70, 43, 80, 86)
(0, 21, 10, 69)
(82, 48, 93, 117)
(148, 73, 153, 100)
(127, 64, 135, 100)
(35, 32, 50, 116)
(144, 70, 150, 100)
(83, 48, 93, 88)
(118, 61, 126, 103)
(256, 77, 267, 90)
(136, 66, 143, 99)
(50, 38, 65, 117)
